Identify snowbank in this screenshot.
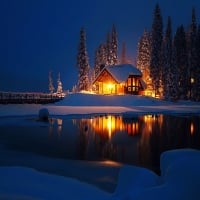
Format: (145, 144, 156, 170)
(1, 149, 200, 200)
(0, 93, 200, 117)
(111, 165, 160, 200)
(55, 93, 167, 106)
(127, 149, 200, 200)
(0, 167, 110, 200)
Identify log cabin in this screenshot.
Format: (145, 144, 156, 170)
(93, 64, 146, 95)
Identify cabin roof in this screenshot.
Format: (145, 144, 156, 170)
(103, 64, 142, 83)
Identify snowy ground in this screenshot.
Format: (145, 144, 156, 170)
(1, 149, 200, 200)
(0, 93, 200, 117)
(1, 93, 200, 199)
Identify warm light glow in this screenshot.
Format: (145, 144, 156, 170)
(57, 118, 63, 134)
(144, 115, 153, 132)
(107, 83, 115, 94)
(100, 160, 122, 167)
(191, 78, 195, 84)
(190, 122, 194, 135)
(107, 83, 113, 89)
(88, 115, 123, 139)
(125, 122, 139, 135)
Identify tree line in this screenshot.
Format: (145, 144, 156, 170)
(75, 25, 120, 92)
(76, 4, 200, 101)
(137, 4, 200, 101)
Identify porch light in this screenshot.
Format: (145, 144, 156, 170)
(107, 83, 114, 90)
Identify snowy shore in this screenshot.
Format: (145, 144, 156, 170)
(0, 93, 200, 117)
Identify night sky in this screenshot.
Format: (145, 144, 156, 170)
(1, 0, 200, 92)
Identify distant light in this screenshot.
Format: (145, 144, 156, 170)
(191, 78, 195, 84)
(190, 122, 194, 135)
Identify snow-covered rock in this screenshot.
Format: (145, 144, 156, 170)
(160, 148, 200, 176)
(111, 165, 160, 200)
(38, 108, 49, 121)
(132, 149, 200, 200)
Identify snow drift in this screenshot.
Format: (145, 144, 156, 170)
(1, 149, 200, 200)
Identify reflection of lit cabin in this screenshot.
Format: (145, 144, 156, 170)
(123, 117, 140, 135)
(93, 64, 146, 95)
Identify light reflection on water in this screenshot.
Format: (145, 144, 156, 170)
(0, 114, 200, 173)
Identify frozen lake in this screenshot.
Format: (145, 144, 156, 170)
(0, 114, 200, 175)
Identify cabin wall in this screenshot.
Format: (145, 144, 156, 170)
(94, 82, 123, 95)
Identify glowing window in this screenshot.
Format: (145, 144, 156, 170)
(128, 78, 131, 86)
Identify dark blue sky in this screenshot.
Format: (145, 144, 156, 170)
(1, 0, 200, 92)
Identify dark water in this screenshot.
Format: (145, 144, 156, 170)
(0, 114, 200, 173)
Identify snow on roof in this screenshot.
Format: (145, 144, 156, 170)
(105, 64, 142, 83)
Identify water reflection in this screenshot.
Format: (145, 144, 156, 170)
(1, 114, 200, 174)
(49, 118, 63, 136)
(72, 114, 200, 172)
(190, 122, 194, 135)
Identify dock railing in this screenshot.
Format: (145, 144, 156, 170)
(0, 92, 65, 104)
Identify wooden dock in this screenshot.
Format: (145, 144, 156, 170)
(0, 92, 65, 104)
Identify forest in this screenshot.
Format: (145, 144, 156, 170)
(76, 4, 200, 101)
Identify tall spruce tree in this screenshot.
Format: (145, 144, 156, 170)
(174, 25, 188, 99)
(48, 71, 54, 94)
(136, 29, 151, 84)
(169, 46, 178, 100)
(121, 42, 127, 64)
(77, 27, 90, 91)
(56, 72, 63, 94)
(187, 8, 197, 100)
(161, 17, 173, 99)
(150, 4, 163, 97)
(195, 25, 200, 101)
(110, 24, 118, 65)
(94, 47, 101, 78)
(94, 43, 107, 77)
(106, 32, 112, 66)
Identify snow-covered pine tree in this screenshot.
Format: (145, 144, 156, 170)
(106, 32, 112, 66)
(161, 17, 173, 100)
(88, 67, 95, 91)
(195, 25, 200, 101)
(110, 24, 118, 65)
(121, 42, 127, 64)
(150, 3, 163, 97)
(169, 45, 178, 100)
(48, 71, 54, 94)
(187, 8, 197, 100)
(56, 72, 63, 94)
(136, 29, 151, 85)
(94, 48, 101, 78)
(77, 27, 90, 91)
(72, 85, 78, 93)
(174, 25, 188, 99)
(94, 43, 107, 77)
